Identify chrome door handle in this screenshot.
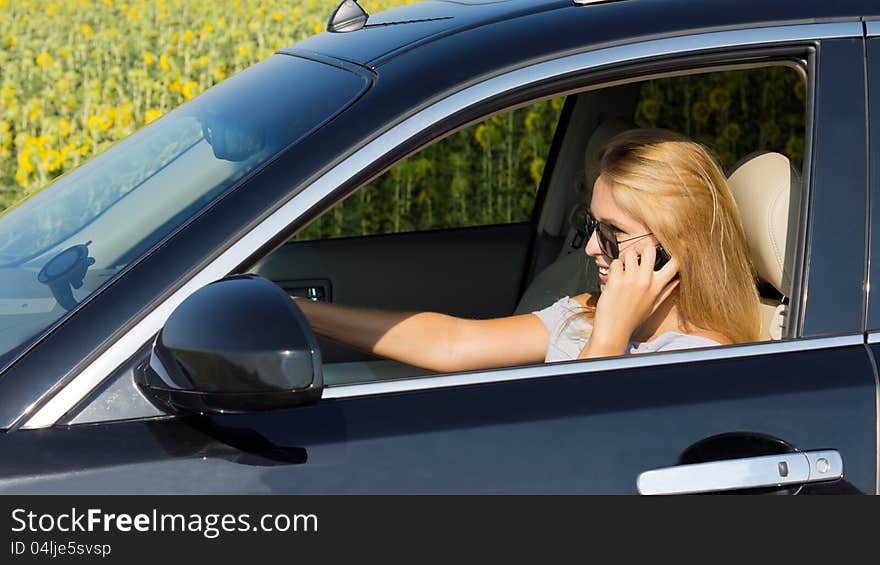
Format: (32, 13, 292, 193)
(637, 450, 843, 495)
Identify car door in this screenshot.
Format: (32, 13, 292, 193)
(0, 24, 875, 494)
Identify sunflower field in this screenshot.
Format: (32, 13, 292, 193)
(0, 0, 410, 211)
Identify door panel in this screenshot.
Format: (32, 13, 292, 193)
(865, 35, 880, 330)
(0, 344, 874, 494)
(251, 223, 532, 363)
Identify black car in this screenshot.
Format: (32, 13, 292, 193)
(0, 0, 877, 494)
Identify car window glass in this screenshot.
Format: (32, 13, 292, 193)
(0, 55, 369, 369)
(293, 96, 566, 240)
(64, 345, 162, 425)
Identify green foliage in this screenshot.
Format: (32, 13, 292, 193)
(299, 66, 806, 240)
(635, 66, 806, 172)
(295, 97, 565, 240)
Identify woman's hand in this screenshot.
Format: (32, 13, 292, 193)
(580, 245, 680, 358)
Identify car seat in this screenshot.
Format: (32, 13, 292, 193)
(727, 151, 800, 340)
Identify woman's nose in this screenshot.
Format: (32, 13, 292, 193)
(585, 229, 602, 257)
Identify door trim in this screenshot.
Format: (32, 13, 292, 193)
(321, 334, 865, 400)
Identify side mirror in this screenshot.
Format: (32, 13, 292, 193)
(135, 274, 322, 414)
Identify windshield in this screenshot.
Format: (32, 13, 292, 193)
(0, 54, 368, 368)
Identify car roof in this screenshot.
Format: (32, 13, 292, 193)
(282, 0, 879, 69)
(282, 0, 571, 67)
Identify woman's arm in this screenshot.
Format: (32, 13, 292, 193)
(294, 298, 549, 372)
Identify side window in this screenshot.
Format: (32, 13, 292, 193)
(257, 61, 808, 389)
(294, 97, 566, 240)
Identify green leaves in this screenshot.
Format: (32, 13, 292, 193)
(634, 67, 805, 173)
(298, 66, 806, 242)
(296, 97, 564, 240)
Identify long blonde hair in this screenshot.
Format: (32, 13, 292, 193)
(593, 128, 761, 343)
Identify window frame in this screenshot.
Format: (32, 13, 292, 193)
(20, 21, 862, 430)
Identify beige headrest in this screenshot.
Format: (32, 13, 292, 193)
(727, 152, 796, 296)
(583, 117, 634, 192)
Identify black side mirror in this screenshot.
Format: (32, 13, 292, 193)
(135, 274, 322, 414)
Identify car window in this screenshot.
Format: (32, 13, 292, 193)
(301, 63, 808, 386)
(293, 96, 566, 240)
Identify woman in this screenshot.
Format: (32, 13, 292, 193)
(295, 128, 761, 372)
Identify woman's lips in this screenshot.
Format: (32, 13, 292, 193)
(597, 264, 609, 282)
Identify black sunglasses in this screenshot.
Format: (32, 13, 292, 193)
(584, 214, 671, 270)
(584, 214, 653, 259)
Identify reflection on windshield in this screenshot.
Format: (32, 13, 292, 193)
(0, 118, 207, 266)
(0, 111, 267, 365)
(0, 54, 369, 368)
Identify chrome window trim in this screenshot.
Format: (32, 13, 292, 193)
(322, 335, 864, 400)
(867, 20, 880, 38)
(19, 21, 862, 430)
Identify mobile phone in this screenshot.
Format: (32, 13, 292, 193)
(653, 245, 671, 271)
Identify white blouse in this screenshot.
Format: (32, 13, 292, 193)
(531, 296, 721, 362)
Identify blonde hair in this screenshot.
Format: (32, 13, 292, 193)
(591, 128, 761, 344)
